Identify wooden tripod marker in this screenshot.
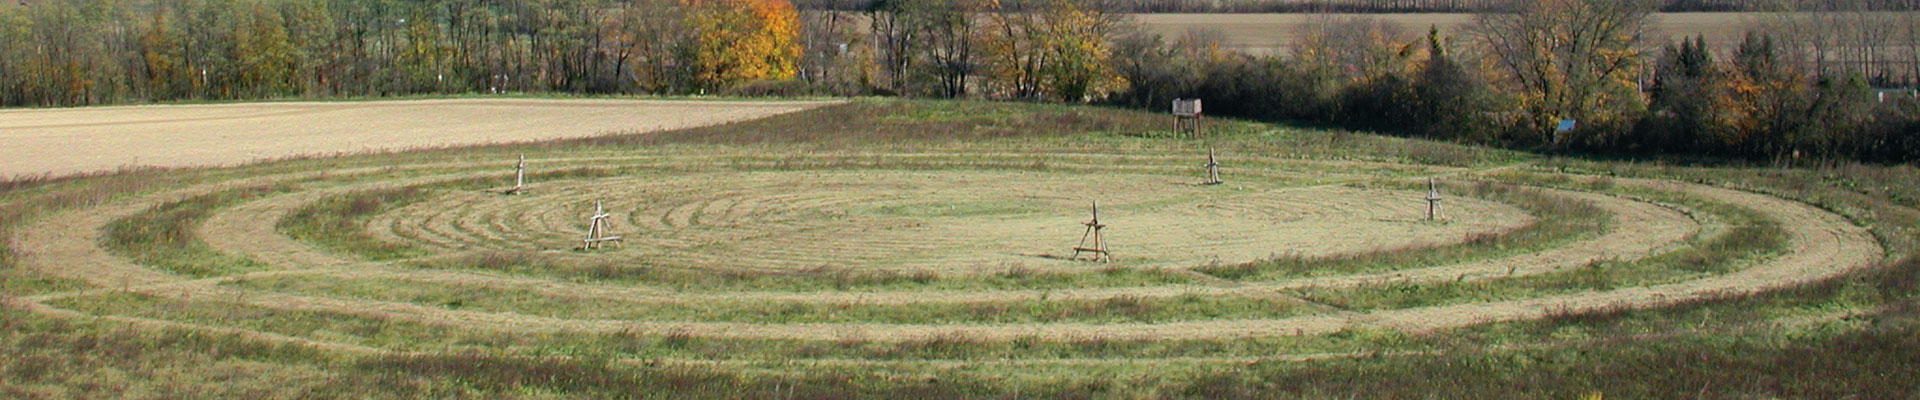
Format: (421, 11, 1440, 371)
(582, 200, 624, 250)
(504, 154, 527, 195)
(1072, 201, 1111, 262)
(1203, 147, 1222, 185)
(1425, 178, 1443, 221)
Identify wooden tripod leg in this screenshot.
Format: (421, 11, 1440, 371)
(1096, 231, 1108, 262)
(1074, 225, 1095, 259)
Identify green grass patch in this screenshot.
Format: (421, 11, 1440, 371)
(579, 100, 1529, 169)
(1182, 256, 1920, 400)
(44, 290, 1421, 362)
(279, 187, 434, 261)
(409, 251, 1199, 293)
(99, 184, 294, 278)
(227, 274, 1317, 324)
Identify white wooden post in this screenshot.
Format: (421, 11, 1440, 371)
(592, 200, 605, 242)
(1425, 178, 1443, 221)
(503, 154, 527, 195)
(586, 200, 602, 249)
(513, 154, 525, 193)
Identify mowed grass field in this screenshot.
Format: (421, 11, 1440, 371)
(3, 99, 1919, 398)
(1134, 12, 1787, 54)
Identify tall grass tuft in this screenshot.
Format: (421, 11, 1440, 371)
(280, 187, 432, 260)
(100, 184, 291, 278)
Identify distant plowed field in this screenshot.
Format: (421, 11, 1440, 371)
(0, 98, 837, 178)
(1134, 12, 1774, 54)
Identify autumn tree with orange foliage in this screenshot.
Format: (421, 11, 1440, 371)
(1726, 31, 1813, 161)
(682, 0, 801, 92)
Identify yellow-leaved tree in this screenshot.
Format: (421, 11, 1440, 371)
(1039, 1, 1125, 102)
(681, 0, 800, 92)
(980, 0, 1125, 102)
(1472, 0, 1655, 148)
(234, 4, 295, 97)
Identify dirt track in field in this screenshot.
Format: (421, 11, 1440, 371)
(0, 98, 837, 178)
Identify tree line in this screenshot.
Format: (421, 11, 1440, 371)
(815, 0, 1127, 101)
(1107, 0, 1919, 164)
(2, 0, 1915, 164)
(0, 0, 802, 106)
(822, 0, 1916, 163)
(0, 0, 1129, 105)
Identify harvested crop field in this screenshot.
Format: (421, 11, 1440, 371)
(2, 99, 1910, 397)
(0, 98, 837, 178)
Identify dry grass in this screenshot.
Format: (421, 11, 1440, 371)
(0, 98, 836, 178)
(1197, 181, 1606, 281)
(353, 169, 1533, 275)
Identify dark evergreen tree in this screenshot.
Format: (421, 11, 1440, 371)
(1410, 26, 1496, 142)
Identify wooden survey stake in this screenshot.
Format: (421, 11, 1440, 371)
(1425, 178, 1443, 221)
(504, 154, 527, 195)
(582, 200, 624, 249)
(1203, 147, 1222, 185)
(1072, 201, 1112, 262)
